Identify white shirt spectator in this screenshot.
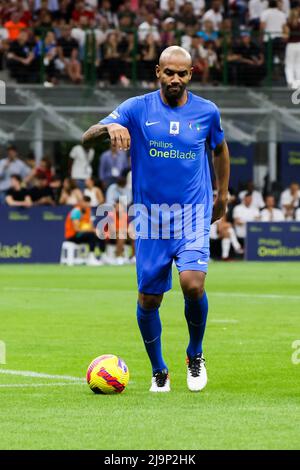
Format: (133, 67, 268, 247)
(295, 207, 300, 220)
(280, 0, 290, 16)
(248, 0, 268, 21)
(233, 203, 260, 238)
(238, 190, 265, 209)
(71, 27, 105, 47)
(279, 187, 300, 209)
(106, 183, 132, 206)
(69, 145, 94, 180)
(160, 0, 184, 13)
(138, 21, 160, 42)
(162, 0, 205, 15)
(260, 207, 285, 221)
(0, 157, 30, 192)
(202, 9, 223, 31)
(260, 7, 286, 40)
(181, 34, 192, 51)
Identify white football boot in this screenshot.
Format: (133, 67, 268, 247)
(186, 353, 207, 392)
(149, 369, 170, 392)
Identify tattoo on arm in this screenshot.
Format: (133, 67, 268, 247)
(82, 125, 109, 145)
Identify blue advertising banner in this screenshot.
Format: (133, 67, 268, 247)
(208, 143, 254, 191)
(228, 143, 254, 191)
(246, 222, 300, 261)
(280, 144, 300, 187)
(0, 207, 70, 263)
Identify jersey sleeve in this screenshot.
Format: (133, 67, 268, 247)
(99, 97, 138, 131)
(207, 104, 225, 150)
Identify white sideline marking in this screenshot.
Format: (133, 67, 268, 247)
(0, 382, 86, 388)
(0, 369, 85, 382)
(210, 292, 300, 300)
(2, 286, 300, 300)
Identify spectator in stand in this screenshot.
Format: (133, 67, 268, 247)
(5, 174, 32, 207)
(279, 181, 300, 218)
(33, 0, 60, 16)
(57, 25, 83, 83)
(118, 12, 135, 33)
(139, 33, 159, 88)
(260, 0, 287, 64)
(71, 15, 105, 62)
(202, 0, 224, 31)
(118, 31, 136, 83)
(28, 174, 56, 206)
(177, 2, 198, 28)
(233, 193, 261, 245)
(234, 31, 265, 86)
(0, 145, 30, 203)
(34, 30, 59, 86)
(100, 30, 124, 85)
(84, 177, 105, 207)
(64, 195, 104, 266)
(160, 17, 176, 49)
(197, 20, 219, 44)
(238, 181, 265, 209)
(284, 7, 300, 89)
(106, 175, 133, 206)
(99, 0, 119, 29)
(160, 0, 181, 19)
(25, 156, 54, 186)
(7, 29, 38, 82)
(4, 11, 26, 42)
(138, 11, 160, 43)
(33, 9, 55, 37)
(189, 35, 209, 84)
(71, 0, 95, 23)
(69, 143, 94, 191)
(295, 205, 300, 220)
(248, 0, 268, 30)
(59, 177, 83, 205)
(181, 24, 197, 51)
(260, 194, 285, 220)
(98, 147, 128, 190)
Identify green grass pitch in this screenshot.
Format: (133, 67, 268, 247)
(0, 262, 299, 450)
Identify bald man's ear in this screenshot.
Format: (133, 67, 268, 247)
(189, 67, 194, 80)
(155, 64, 160, 79)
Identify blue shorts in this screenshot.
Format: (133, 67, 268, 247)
(135, 237, 210, 295)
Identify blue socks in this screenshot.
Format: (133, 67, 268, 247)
(137, 303, 167, 374)
(184, 292, 208, 358)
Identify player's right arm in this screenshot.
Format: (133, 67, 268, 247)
(82, 123, 131, 152)
(82, 97, 138, 151)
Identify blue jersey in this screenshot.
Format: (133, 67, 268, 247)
(100, 90, 224, 238)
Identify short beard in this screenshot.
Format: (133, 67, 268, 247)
(162, 83, 186, 107)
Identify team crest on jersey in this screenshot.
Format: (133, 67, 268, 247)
(170, 121, 180, 135)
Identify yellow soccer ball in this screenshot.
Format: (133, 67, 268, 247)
(86, 354, 129, 394)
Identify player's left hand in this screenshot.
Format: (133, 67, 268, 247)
(211, 196, 228, 224)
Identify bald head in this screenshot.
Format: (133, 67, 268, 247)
(159, 46, 192, 68)
(156, 46, 193, 107)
